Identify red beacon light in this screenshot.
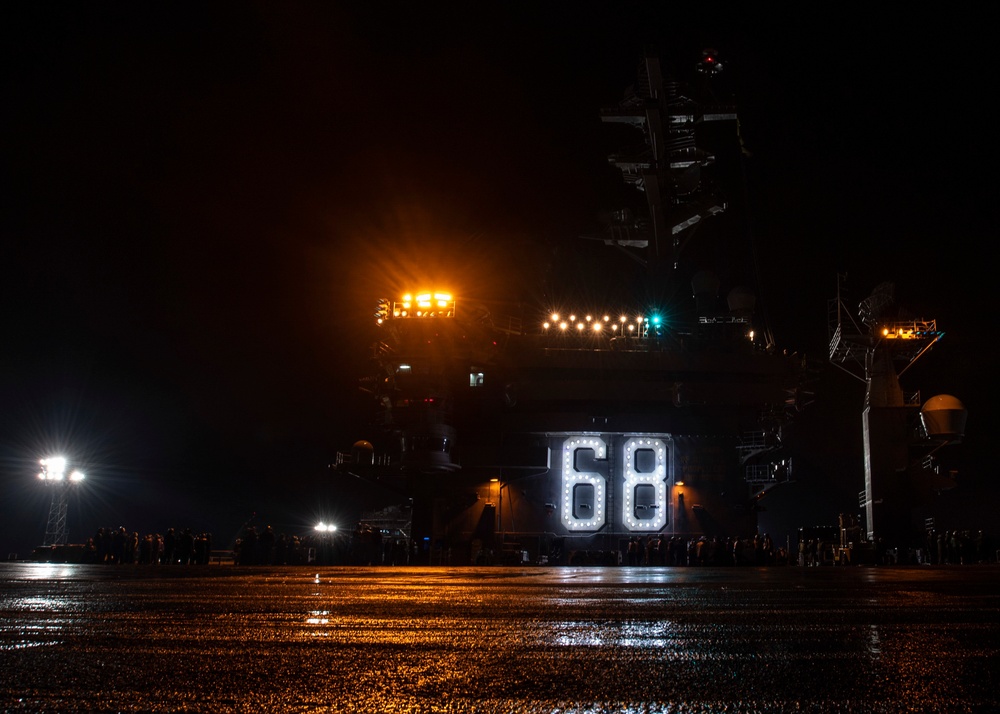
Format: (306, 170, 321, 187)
(697, 48, 723, 76)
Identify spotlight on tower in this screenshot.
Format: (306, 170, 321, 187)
(37, 456, 85, 546)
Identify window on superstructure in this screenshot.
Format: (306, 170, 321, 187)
(469, 371, 485, 387)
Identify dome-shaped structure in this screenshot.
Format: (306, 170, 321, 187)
(920, 395, 967, 442)
(352, 440, 375, 465)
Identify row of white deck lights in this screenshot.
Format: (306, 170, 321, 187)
(314, 522, 337, 533)
(543, 314, 658, 333)
(37, 456, 85, 482)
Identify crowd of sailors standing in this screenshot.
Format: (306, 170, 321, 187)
(879, 529, 994, 566)
(90, 526, 213, 565)
(567, 531, 996, 567)
(620, 533, 784, 566)
(44, 524, 992, 567)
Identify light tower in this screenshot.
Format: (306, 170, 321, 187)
(37, 456, 85, 546)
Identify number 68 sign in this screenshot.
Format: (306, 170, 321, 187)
(560, 436, 669, 532)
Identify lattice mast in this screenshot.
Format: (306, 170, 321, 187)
(43, 483, 70, 546)
(600, 50, 734, 271)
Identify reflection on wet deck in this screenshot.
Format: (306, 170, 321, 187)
(1, 564, 998, 712)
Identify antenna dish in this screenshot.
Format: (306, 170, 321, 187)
(920, 395, 967, 442)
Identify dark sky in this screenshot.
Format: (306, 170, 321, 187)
(2, 5, 995, 555)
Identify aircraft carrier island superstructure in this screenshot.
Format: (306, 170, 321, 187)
(336, 51, 811, 565)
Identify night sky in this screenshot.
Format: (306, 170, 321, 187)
(2, 5, 995, 556)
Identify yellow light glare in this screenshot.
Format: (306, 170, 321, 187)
(551, 313, 560, 321)
(592, 322, 602, 332)
(619, 315, 627, 323)
(543, 322, 550, 329)
(585, 315, 592, 322)
(576, 322, 585, 331)
(603, 315, 610, 322)
(559, 322, 568, 330)
(433, 292, 452, 302)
